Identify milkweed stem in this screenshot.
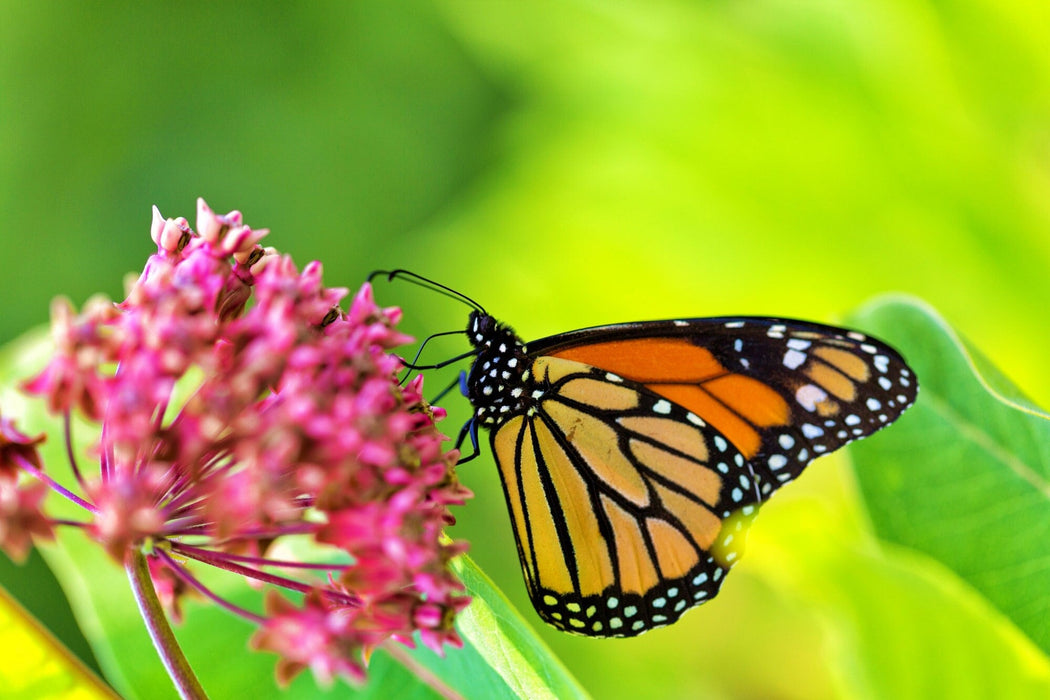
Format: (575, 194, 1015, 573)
(126, 549, 208, 699)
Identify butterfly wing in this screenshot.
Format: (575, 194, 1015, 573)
(473, 313, 917, 637)
(488, 354, 758, 637)
(526, 316, 918, 498)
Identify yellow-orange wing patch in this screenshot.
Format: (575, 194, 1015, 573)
(489, 356, 758, 637)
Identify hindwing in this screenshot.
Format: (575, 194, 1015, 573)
(489, 356, 757, 637)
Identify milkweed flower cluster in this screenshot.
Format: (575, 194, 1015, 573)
(0, 199, 472, 688)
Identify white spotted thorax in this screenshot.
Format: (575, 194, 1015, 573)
(465, 312, 535, 426)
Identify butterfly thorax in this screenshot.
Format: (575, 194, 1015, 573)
(465, 312, 535, 427)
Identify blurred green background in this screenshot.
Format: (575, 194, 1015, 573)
(2, 1, 1050, 698)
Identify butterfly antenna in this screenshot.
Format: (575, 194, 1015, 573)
(368, 269, 487, 314)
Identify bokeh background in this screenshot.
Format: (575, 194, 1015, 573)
(2, 1, 1049, 698)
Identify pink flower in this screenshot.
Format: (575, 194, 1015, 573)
(4, 199, 472, 690)
(252, 590, 367, 687)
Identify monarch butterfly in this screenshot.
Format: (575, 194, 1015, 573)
(375, 272, 918, 638)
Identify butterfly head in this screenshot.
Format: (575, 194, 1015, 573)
(465, 311, 532, 427)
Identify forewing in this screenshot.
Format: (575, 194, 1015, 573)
(531, 316, 917, 497)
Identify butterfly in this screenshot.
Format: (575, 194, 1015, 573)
(375, 272, 919, 638)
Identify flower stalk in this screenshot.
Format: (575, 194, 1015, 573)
(127, 548, 206, 700)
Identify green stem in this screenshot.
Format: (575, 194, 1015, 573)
(125, 549, 208, 699)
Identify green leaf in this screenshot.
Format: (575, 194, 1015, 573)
(847, 296, 1050, 655)
(747, 493, 1050, 699)
(423, 555, 589, 700)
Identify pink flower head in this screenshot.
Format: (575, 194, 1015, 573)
(9, 199, 472, 689)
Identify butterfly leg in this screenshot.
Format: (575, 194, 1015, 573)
(453, 417, 480, 465)
(397, 332, 476, 384)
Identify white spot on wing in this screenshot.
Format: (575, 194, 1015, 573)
(795, 384, 828, 412)
(783, 349, 807, 369)
(768, 454, 788, 470)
